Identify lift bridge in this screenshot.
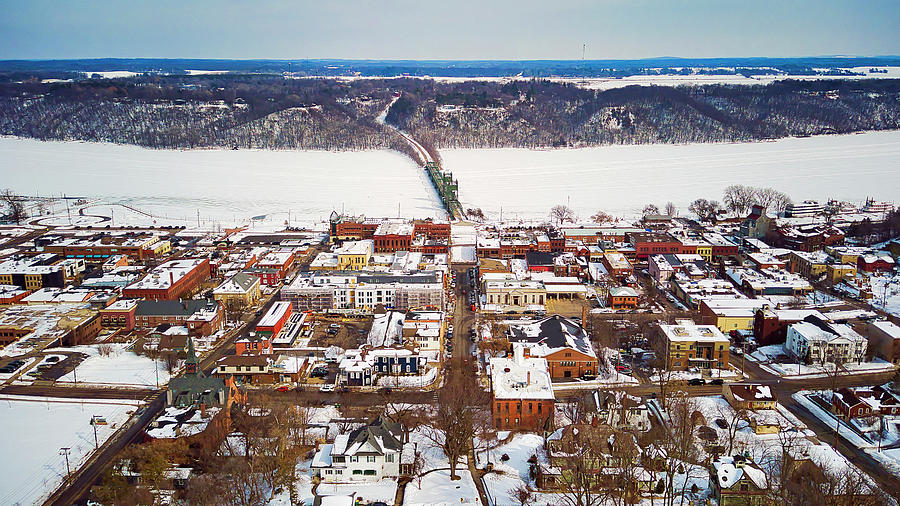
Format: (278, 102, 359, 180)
(425, 161, 463, 219)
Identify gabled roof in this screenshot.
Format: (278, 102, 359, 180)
(334, 416, 403, 456)
(507, 315, 595, 358)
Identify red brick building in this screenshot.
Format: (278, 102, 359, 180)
(508, 315, 599, 380)
(236, 335, 273, 356)
(256, 301, 292, 337)
(123, 258, 211, 301)
(99, 299, 139, 330)
(244, 267, 283, 286)
(490, 354, 555, 431)
(628, 232, 683, 260)
(608, 287, 639, 310)
(133, 299, 224, 337)
(373, 223, 414, 253)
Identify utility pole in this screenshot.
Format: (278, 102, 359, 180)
(91, 416, 99, 449)
(59, 447, 72, 482)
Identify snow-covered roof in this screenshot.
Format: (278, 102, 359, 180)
(490, 353, 554, 401)
(659, 323, 729, 343)
(507, 315, 596, 358)
(713, 455, 767, 490)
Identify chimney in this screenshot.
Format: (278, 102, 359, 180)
(200, 402, 207, 419)
(527, 370, 531, 386)
(169, 271, 174, 285)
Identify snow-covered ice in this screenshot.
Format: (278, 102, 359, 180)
(443, 130, 900, 221)
(0, 138, 445, 227)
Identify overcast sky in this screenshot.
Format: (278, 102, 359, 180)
(2, 0, 898, 60)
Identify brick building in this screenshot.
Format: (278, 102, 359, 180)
(507, 315, 598, 380)
(123, 258, 210, 300)
(373, 223, 414, 253)
(133, 299, 224, 337)
(490, 349, 555, 431)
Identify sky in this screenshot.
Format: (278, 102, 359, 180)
(1, 0, 898, 60)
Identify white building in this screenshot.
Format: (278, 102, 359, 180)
(311, 417, 414, 482)
(785, 317, 867, 365)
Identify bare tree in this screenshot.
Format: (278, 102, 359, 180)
(642, 204, 660, 217)
(664, 202, 677, 217)
(590, 210, 614, 225)
(550, 205, 575, 225)
(754, 187, 792, 212)
(425, 364, 489, 480)
(722, 185, 756, 215)
(688, 198, 720, 222)
(551, 423, 614, 506)
(508, 483, 535, 505)
(0, 189, 27, 224)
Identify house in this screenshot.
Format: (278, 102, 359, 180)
(825, 263, 856, 285)
(607, 286, 638, 309)
(723, 384, 777, 411)
(832, 388, 875, 420)
(710, 455, 769, 506)
(867, 320, 900, 365)
(832, 385, 900, 419)
(402, 310, 444, 351)
(652, 321, 730, 371)
(784, 316, 867, 365)
(507, 315, 598, 380)
(649, 254, 675, 283)
(212, 272, 262, 310)
(370, 347, 427, 376)
(601, 252, 633, 280)
(589, 390, 650, 432)
(99, 298, 139, 330)
(311, 416, 414, 482)
(214, 354, 273, 384)
(739, 205, 773, 239)
(857, 253, 895, 273)
(489, 348, 554, 431)
(338, 349, 374, 386)
(257, 249, 296, 275)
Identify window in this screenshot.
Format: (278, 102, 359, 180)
(350, 456, 359, 463)
(366, 456, 376, 463)
(386, 454, 394, 463)
(364, 470, 376, 476)
(537, 403, 542, 414)
(352, 470, 362, 475)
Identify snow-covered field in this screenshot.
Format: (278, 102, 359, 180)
(0, 137, 444, 227)
(0, 396, 142, 506)
(54, 343, 172, 387)
(444, 130, 900, 221)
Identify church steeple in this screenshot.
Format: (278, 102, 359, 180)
(185, 336, 199, 376)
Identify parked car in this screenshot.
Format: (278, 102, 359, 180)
(709, 378, 724, 385)
(687, 378, 706, 386)
(319, 384, 335, 393)
(379, 387, 393, 395)
(310, 367, 329, 378)
(275, 385, 292, 392)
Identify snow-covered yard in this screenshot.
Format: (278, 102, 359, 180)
(315, 479, 398, 504)
(749, 344, 896, 378)
(0, 396, 142, 506)
(404, 469, 481, 505)
(54, 343, 172, 387)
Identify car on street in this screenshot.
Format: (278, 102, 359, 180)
(275, 385, 292, 392)
(687, 378, 706, 386)
(709, 378, 724, 385)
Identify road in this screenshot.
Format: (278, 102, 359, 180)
(41, 250, 322, 505)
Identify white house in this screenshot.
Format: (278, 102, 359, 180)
(785, 316, 867, 365)
(311, 417, 414, 482)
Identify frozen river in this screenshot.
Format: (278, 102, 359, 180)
(443, 130, 900, 221)
(0, 138, 445, 228)
(1, 130, 898, 228)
